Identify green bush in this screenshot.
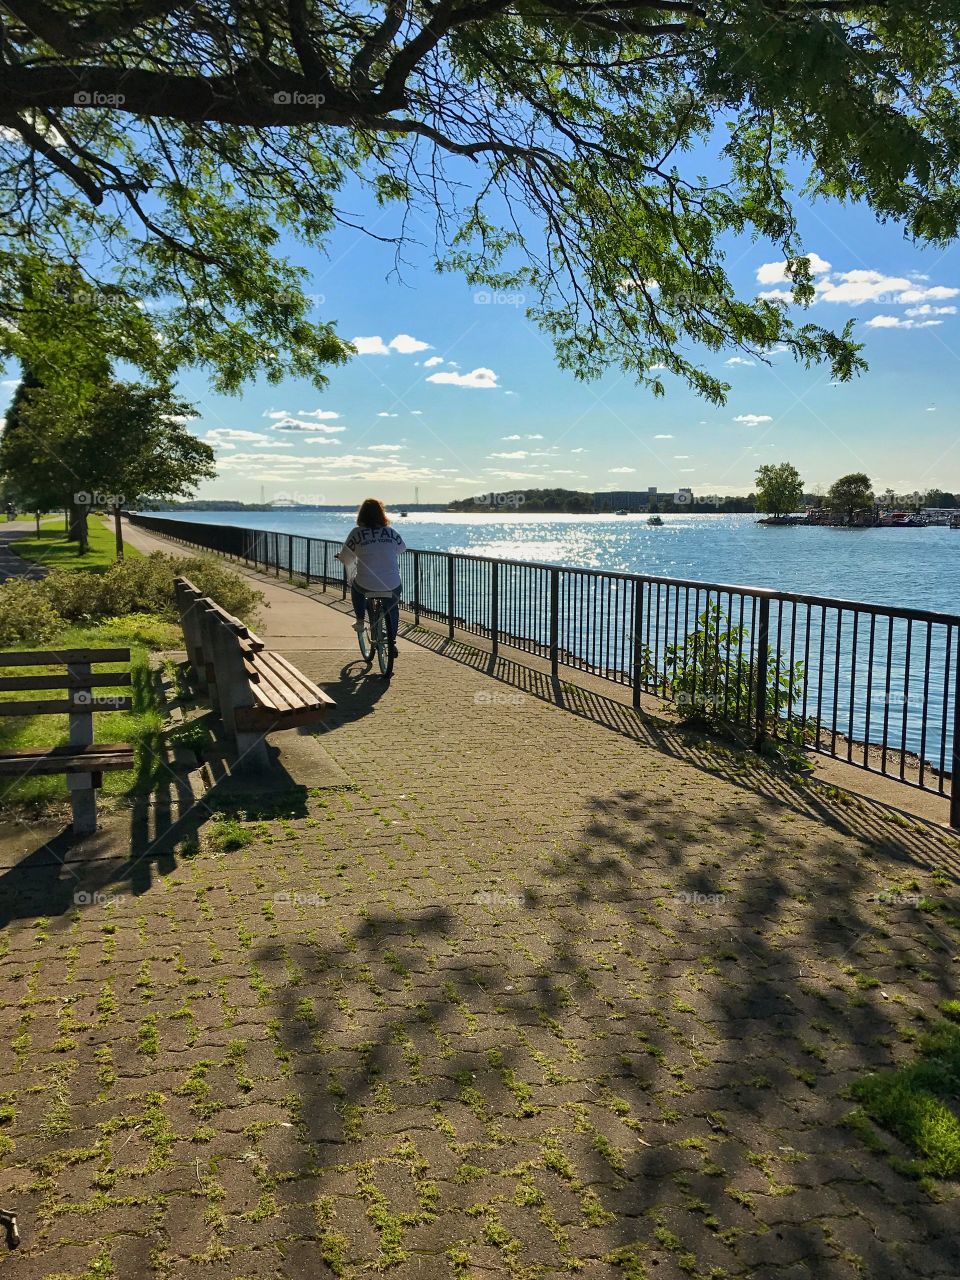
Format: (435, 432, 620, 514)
(0, 578, 64, 646)
(43, 553, 264, 628)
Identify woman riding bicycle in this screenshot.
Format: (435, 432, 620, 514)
(336, 498, 406, 658)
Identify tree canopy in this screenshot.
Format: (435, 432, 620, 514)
(755, 461, 804, 519)
(827, 471, 874, 521)
(4, 2, 960, 397)
(0, 378, 215, 548)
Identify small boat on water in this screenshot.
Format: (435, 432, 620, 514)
(951, 514, 960, 530)
(647, 515, 663, 526)
(879, 510, 926, 527)
(399, 510, 408, 517)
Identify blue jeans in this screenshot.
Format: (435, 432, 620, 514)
(352, 584, 401, 644)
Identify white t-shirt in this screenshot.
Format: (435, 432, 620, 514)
(339, 524, 407, 591)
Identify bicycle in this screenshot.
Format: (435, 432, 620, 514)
(356, 591, 396, 679)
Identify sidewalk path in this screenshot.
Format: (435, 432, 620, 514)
(0, 521, 48, 581)
(0, 520, 957, 1278)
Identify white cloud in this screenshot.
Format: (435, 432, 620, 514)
(864, 315, 942, 329)
(271, 416, 345, 432)
(1, 379, 20, 388)
(410, 410, 423, 415)
(295, 408, 341, 420)
(423, 356, 444, 368)
(648, 363, 668, 371)
(673, 454, 690, 459)
(303, 437, 339, 446)
(352, 335, 391, 355)
(756, 253, 832, 284)
(724, 357, 755, 367)
(905, 304, 957, 317)
(490, 450, 528, 459)
(757, 289, 794, 302)
(389, 333, 431, 354)
(571, 447, 587, 454)
(502, 434, 522, 440)
(609, 466, 636, 474)
(427, 366, 499, 389)
(654, 434, 673, 439)
(368, 444, 403, 452)
(206, 428, 269, 444)
(733, 414, 773, 425)
(377, 412, 399, 418)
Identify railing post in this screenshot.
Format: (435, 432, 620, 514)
(305, 539, 311, 584)
(274, 533, 280, 577)
(754, 594, 770, 750)
(412, 551, 421, 625)
(951, 626, 960, 830)
(549, 567, 560, 678)
(632, 579, 644, 709)
(491, 561, 499, 657)
(322, 541, 328, 590)
(447, 556, 455, 640)
(288, 534, 294, 582)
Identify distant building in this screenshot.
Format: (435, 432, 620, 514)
(593, 487, 657, 512)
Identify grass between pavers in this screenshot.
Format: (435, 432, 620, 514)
(847, 1002, 960, 1180)
(10, 515, 140, 574)
(0, 613, 178, 809)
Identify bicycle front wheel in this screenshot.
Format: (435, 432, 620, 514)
(358, 615, 374, 663)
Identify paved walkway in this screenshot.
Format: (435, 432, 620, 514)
(0, 523, 958, 1278)
(0, 522, 48, 581)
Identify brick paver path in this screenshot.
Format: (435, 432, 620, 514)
(1, 535, 958, 1278)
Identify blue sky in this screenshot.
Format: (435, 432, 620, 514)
(4, 160, 960, 505)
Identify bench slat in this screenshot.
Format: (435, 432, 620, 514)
(268, 652, 333, 704)
(0, 696, 134, 717)
(0, 672, 132, 692)
(251, 655, 306, 713)
(0, 744, 134, 775)
(0, 648, 131, 667)
(234, 704, 329, 732)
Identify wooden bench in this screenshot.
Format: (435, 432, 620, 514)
(174, 577, 333, 768)
(0, 649, 135, 834)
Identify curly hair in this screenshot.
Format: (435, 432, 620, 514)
(356, 497, 389, 528)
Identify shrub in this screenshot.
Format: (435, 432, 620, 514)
(169, 555, 265, 625)
(0, 578, 63, 645)
(43, 553, 265, 627)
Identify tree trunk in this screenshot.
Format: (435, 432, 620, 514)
(68, 502, 89, 554)
(113, 504, 124, 560)
(34, 511, 40, 535)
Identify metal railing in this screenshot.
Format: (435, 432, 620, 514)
(131, 512, 960, 826)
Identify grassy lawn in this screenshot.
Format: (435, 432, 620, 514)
(10, 515, 141, 574)
(0, 613, 179, 810)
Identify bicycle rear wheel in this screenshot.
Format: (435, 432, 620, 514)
(357, 614, 374, 663)
(373, 607, 393, 677)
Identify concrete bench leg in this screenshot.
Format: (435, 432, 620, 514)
(67, 773, 97, 835)
(234, 729, 271, 771)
